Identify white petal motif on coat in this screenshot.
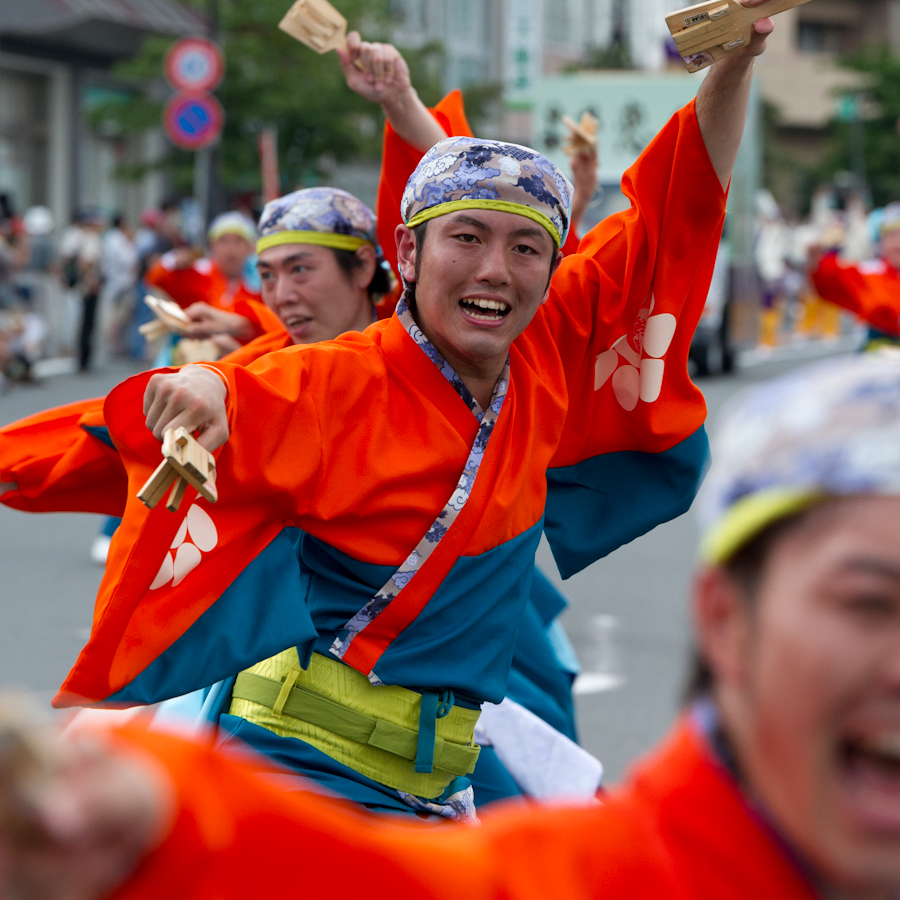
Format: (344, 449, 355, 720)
(639, 358, 665, 403)
(150, 552, 174, 590)
(594, 348, 618, 390)
(172, 542, 202, 586)
(186, 504, 218, 552)
(612, 365, 640, 411)
(612, 334, 641, 369)
(170, 517, 188, 550)
(642, 314, 677, 359)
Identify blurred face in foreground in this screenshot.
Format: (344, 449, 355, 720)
(0, 724, 172, 900)
(210, 233, 253, 280)
(257, 243, 376, 345)
(396, 210, 561, 379)
(696, 497, 900, 898)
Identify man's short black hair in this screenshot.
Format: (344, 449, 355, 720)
(331, 247, 391, 301)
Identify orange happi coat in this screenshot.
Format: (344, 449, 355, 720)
(0, 327, 290, 517)
(0, 93, 464, 519)
(58, 100, 721, 710)
(105, 717, 818, 900)
(812, 253, 900, 337)
(146, 255, 261, 315)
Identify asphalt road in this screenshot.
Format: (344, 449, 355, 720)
(0, 345, 855, 781)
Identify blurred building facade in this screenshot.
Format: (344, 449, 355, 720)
(754, 0, 899, 208)
(391, 0, 893, 210)
(390, 0, 644, 142)
(0, 0, 894, 232)
(0, 0, 205, 229)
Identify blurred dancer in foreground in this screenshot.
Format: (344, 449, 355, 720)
(4, 352, 900, 899)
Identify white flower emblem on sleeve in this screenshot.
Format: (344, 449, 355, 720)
(149, 503, 218, 590)
(593, 294, 677, 410)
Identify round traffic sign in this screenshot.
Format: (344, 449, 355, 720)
(163, 93, 224, 150)
(164, 37, 225, 93)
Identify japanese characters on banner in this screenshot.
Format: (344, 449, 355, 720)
(163, 37, 225, 150)
(504, 0, 543, 110)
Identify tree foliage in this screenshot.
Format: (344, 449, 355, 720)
(89, 0, 446, 197)
(818, 47, 900, 207)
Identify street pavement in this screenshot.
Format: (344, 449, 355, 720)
(0, 345, 855, 782)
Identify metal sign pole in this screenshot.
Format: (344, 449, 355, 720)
(163, 26, 224, 231)
(206, 0, 220, 222)
(194, 146, 211, 233)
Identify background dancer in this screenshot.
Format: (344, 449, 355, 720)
(811, 202, 900, 349)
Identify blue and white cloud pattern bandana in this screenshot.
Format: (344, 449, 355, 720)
(257, 187, 378, 252)
(698, 353, 900, 537)
(401, 136, 573, 248)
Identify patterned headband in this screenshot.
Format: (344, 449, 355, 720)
(401, 136, 573, 249)
(697, 353, 900, 563)
(257, 187, 378, 254)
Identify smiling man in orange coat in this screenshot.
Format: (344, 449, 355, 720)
(52, 0, 772, 825)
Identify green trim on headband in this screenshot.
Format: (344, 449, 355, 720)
(406, 199, 563, 248)
(700, 487, 822, 565)
(256, 230, 370, 254)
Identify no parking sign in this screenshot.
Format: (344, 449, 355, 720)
(164, 93, 224, 150)
(165, 37, 225, 93)
(162, 36, 225, 150)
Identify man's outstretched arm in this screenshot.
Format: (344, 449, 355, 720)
(143, 366, 229, 450)
(695, 0, 773, 190)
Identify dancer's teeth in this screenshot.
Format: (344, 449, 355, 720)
(460, 298, 510, 320)
(468, 298, 509, 311)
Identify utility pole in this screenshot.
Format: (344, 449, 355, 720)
(194, 0, 221, 229)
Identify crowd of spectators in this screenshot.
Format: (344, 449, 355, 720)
(0, 182, 888, 393)
(0, 195, 189, 392)
(752, 184, 875, 348)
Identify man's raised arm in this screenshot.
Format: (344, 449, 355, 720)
(695, 0, 773, 189)
(337, 32, 447, 152)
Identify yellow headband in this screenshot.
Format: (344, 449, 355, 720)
(699, 487, 821, 564)
(405, 199, 562, 249)
(256, 230, 370, 254)
(209, 224, 255, 243)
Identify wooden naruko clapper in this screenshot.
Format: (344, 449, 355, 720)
(278, 0, 365, 68)
(561, 112, 599, 156)
(279, 0, 351, 53)
(137, 427, 218, 513)
(667, 0, 812, 72)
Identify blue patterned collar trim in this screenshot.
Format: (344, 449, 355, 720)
(396, 294, 508, 422)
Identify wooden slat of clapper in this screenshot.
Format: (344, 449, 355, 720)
(137, 461, 179, 509)
(279, 0, 349, 53)
(666, 0, 813, 72)
(162, 428, 218, 504)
